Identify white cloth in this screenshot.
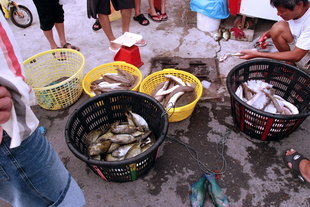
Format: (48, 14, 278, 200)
(0, 14, 39, 148)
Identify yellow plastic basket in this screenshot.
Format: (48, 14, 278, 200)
(139, 69, 203, 122)
(82, 61, 143, 97)
(23, 49, 85, 110)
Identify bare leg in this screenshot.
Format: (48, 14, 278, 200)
(98, 13, 119, 50)
(148, 0, 161, 20)
(134, 0, 141, 17)
(270, 21, 294, 52)
(285, 149, 310, 183)
(120, 9, 132, 34)
(43, 30, 58, 49)
(160, 0, 166, 14)
(55, 23, 66, 47)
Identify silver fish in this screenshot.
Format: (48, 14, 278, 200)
(107, 143, 121, 153)
(164, 75, 186, 86)
(213, 28, 222, 41)
(111, 144, 134, 158)
(125, 142, 142, 159)
(222, 29, 230, 41)
(108, 134, 137, 144)
(127, 111, 149, 131)
(111, 123, 142, 134)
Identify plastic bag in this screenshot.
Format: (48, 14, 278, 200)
(190, 0, 230, 19)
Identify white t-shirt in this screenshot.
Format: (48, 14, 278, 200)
(288, 7, 310, 50)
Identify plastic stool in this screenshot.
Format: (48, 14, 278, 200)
(114, 45, 144, 68)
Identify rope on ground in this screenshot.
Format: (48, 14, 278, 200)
(166, 128, 231, 175)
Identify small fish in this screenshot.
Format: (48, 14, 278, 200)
(85, 129, 102, 146)
(213, 28, 222, 41)
(127, 111, 149, 131)
(222, 29, 230, 41)
(190, 175, 207, 207)
(108, 134, 137, 144)
(107, 143, 121, 153)
(164, 75, 186, 86)
(110, 122, 141, 134)
(164, 85, 195, 108)
(205, 173, 229, 207)
(125, 142, 142, 159)
(88, 140, 112, 156)
(112, 144, 134, 158)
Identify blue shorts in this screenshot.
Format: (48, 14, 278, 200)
(0, 128, 85, 207)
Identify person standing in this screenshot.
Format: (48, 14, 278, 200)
(240, 0, 309, 70)
(0, 12, 85, 207)
(32, 0, 80, 50)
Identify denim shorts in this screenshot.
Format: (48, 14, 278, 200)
(0, 128, 85, 207)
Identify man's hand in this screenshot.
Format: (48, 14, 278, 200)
(239, 49, 260, 60)
(0, 86, 13, 143)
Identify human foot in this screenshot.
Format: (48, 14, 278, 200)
(283, 149, 310, 183)
(133, 14, 150, 26)
(147, 9, 161, 22)
(109, 42, 121, 53)
(135, 39, 147, 47)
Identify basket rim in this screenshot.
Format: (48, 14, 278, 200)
(23, 49, 85, 91)
(226, 59, 310, 119)
(139, 68, 203, 110)
(82, 61, 143, 97)
(65, 90, 169, 167)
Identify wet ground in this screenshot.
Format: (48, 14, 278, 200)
(1, 0, 310, 206)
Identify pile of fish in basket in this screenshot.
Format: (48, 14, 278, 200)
(235, 80, 299, 115)
(90, 68, 139, 95)
(86, 110, 154, 161)
(149, 75, 196, 109)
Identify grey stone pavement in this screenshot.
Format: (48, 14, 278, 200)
(1, 0, 310, 206)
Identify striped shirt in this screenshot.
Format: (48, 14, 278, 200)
(0, 13, 39, 148)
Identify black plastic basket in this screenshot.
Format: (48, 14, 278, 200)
(65, 91, 168, 182)
(226, 59, 310, 141)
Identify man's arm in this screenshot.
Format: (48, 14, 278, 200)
(240, 47, 308, 62)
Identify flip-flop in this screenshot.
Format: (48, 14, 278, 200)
(155, 8, 168, 21)
(135, 39, 147, 47)
(92, 19, 102, 31)
(62, 43, 80, 51)
(148, 13, 161, 22)
(108, 46, 120, 53)
(133, 14, 150, 26)
(282, 149, 309, 183)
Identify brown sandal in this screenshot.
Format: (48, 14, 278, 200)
(62, 43, 80, 51)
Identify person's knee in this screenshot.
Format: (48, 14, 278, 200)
(270, 21, 293, 43)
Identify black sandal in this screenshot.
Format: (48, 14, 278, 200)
(92, 19, 101, 31)
(133, 14, 150, 26)
(283, 149, 309, 183)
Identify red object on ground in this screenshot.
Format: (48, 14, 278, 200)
(215, 170, 221, 180)
(228, 0, 242, 16)
(114, 45, 144, 68)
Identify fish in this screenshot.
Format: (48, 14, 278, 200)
(110, 122, 142, 134)
(164, 75, 186, 86)
(107, 143, 121, 153)
(127, 111, 149, 131)
(213, 28, 222, 41)
(190, 175, 207, 207)
(111, 144, 134, 158)
(88, 140, 112, 156)
(163, 85, 195, 108)
(204, 173, 229, 207)
(222, 29, 230, 41)
(125, 142, 142, 159)
(85, 129, 102, 146)
(108, 134, 138, 144)
(274, 95, 299, 115)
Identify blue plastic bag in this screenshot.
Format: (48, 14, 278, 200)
(190, 0, 230, 19)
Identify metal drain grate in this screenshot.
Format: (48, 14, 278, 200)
(150, 57, 220, 82)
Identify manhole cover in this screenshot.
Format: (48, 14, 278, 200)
(150, 57, 220, 83)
